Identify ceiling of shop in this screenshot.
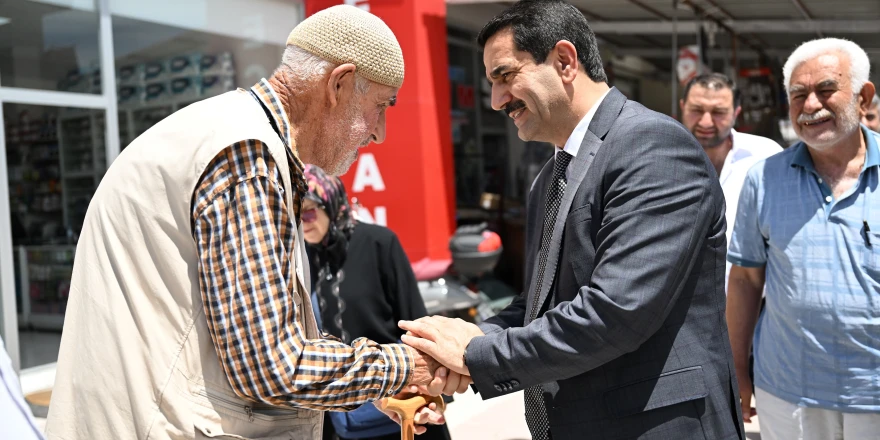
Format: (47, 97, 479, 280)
(447, 0, 880, 77)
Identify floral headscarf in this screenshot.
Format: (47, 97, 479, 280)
(303, 164, 356, 249)
(303, 165, 357, 342)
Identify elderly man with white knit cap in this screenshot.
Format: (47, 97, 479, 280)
(44, 6, 454, 440)
(727, 37, 880, 440)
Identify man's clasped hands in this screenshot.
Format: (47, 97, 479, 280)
(373, 316, 486, 435)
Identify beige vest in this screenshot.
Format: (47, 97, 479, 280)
(45, 89, 323, 440)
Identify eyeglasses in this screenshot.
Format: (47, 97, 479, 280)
(302, 208, 318, 223)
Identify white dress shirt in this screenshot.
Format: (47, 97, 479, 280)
(720, 128, 783, 290)
(555, 89, 612, 179)
(720, 129, 783, 247)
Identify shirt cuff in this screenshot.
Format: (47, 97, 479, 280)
(379, 343, 415, 397)
(727, 253, 766, 268)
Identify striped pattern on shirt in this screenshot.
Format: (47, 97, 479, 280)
(190, 79, 414, 410)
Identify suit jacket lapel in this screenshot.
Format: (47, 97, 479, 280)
(525, 88, 627, 324)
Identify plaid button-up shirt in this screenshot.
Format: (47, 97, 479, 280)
(191, 79, 414, 410)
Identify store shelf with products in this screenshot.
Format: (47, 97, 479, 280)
(5, 107, 97, 331)
(15, 245, 74, 331)
(58, 51, 236, 150)
(57, 109, 105, 233)
(114, 51, 236, 149)
(5, 111, 66, 247)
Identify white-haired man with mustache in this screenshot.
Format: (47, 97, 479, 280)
(726, 38, 880, 440)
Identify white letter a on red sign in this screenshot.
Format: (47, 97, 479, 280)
(352, 153, 385, 193)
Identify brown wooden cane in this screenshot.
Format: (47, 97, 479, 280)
(374, 394, 446, 440)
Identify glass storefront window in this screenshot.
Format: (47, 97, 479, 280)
(0, 0, 100, 93)
(449, 42, 481, 209)
(446, 30, 552, 294)
(4, 103, 106, 367)
(111, 0, 300, 145)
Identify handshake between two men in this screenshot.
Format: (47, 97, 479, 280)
(374, 316, 486, 435)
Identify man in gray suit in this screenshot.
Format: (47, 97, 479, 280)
(400, 1, 744, 439)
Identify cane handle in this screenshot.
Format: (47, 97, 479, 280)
(375, 394, 445, 440)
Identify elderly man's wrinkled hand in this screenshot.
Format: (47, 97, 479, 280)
(405, 349, 447, 396)
(441, 370, 473, 396)
(403, 359, 471, 396)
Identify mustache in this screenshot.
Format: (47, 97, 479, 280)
(503, 100, 526, 117)
(692, 126, 717, 135)
(798, 108, 835, 124)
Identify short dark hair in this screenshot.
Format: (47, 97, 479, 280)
(682, 73, 742, 108)
(476, 0, 607, 83)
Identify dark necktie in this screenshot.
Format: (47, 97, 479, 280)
(523, 150, 572, 440)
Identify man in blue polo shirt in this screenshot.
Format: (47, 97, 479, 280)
(727, 38, 880, 439)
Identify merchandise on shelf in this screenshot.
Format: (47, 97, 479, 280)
(57, 67, 101, 95)
(199, 51, 235, 76)
(113, 52, 237, 110)
(143, 60, 169, 83)
(5, 111, 65, 246)
(170, 77, 200, 101)
(57, 109, 105, 233)
(143, 81, 170, 104)
(200, 74, 236, 97)
(168, 54, 201, 78)
(116, 64, 142, 86)
(118, 85, 142, 107)
(16, 245, 76, 328)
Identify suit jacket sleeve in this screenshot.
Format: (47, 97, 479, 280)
(466, 117, 717, 398)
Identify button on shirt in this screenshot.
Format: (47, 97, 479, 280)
(728, 126, 880, 411)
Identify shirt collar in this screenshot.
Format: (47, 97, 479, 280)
(556, 88, 612, 159)
(791, 125, 880, 173)
(729, 128, 741, 154)
(726, 129, 759, 165)
(863, 124, 880, 170)
(250, 78, 294, 151)
(790, 140, 814, 171)
(250, 78, 308, 219)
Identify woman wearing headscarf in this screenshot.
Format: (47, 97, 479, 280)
(302, 165, 450, 440)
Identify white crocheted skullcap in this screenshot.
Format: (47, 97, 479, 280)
(287, 5, 404, 88)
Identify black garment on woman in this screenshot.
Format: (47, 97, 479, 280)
(310, 223, 427, 343)
(309, 223, 450, 440)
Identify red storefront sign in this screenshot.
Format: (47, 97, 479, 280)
(303, 0, 455, 262)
